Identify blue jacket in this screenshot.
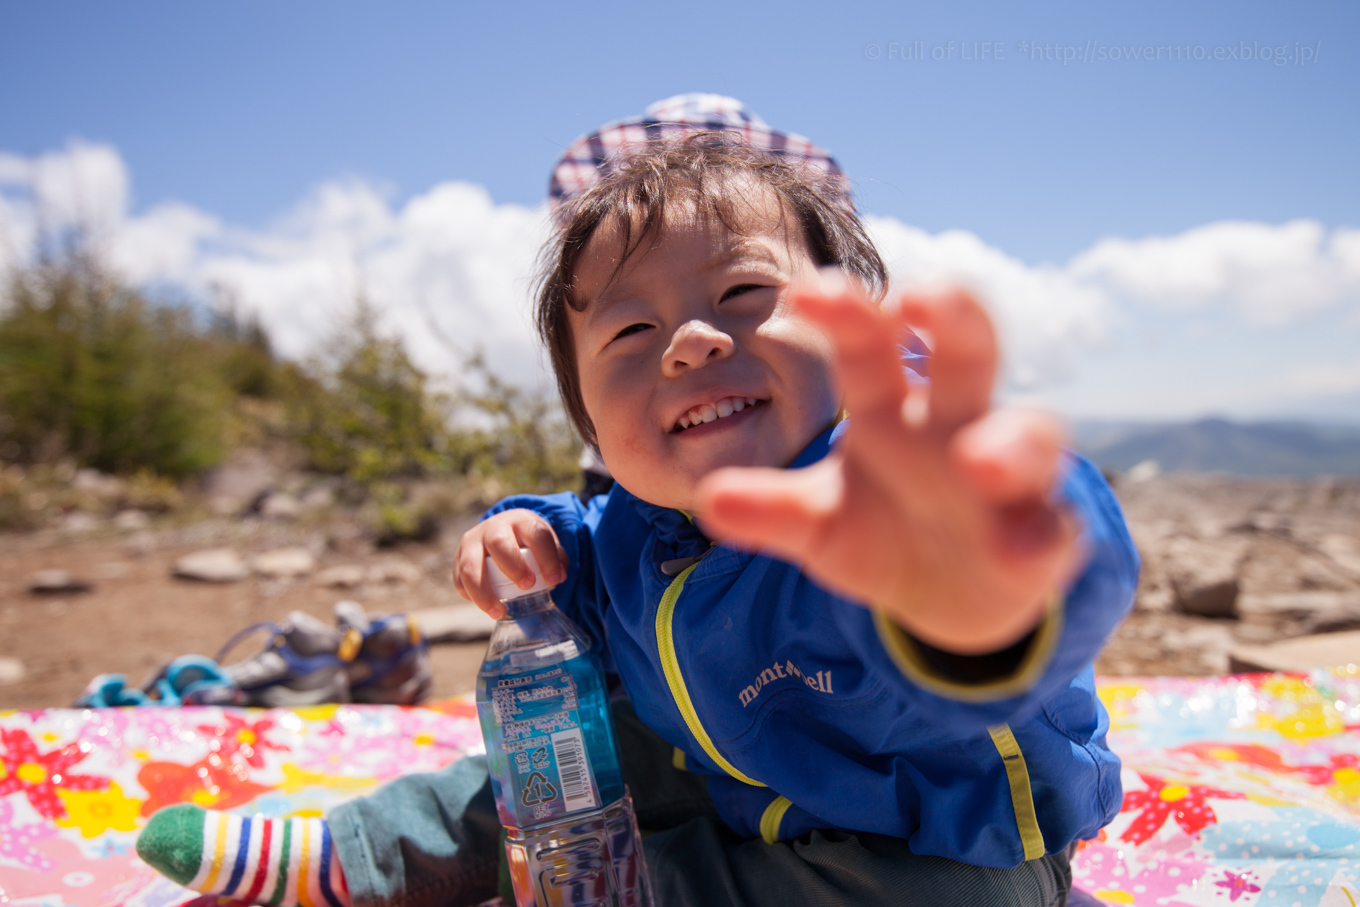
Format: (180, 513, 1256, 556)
(485, 424, 1139, 868)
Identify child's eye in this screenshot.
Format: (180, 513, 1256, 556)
(611, 323, 652, 342)
(720, 284, 766, 302)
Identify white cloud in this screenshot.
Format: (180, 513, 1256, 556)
(0, 141, 552, 392)
(865, 217, 1113, 388)
(1071, 219, 1360, 326)
(1279, 361, 1360, 398)
(110, 202, 221, 284)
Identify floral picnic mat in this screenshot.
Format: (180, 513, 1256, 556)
(1, 670, 1358, 907)
(1075, 668, 1360, 905)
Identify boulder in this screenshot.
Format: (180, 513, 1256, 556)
(1238, 591, 1360, 634)
(1319, 534, 1360, 576)
(202, 449, 280, 508)
(113, 509, 151, 531)
(71, 468, 124, 499)
(301, 486, 337, 510)
(173, 548, 250, 583)
(1159, 624, 1235, 674)
(1230, 630, 1360, 673)
(1238, 591, 1359, 617)
(251, 547, 317, 579)
(315, 564, 367, 588)
(1126, 459, 1161, 483)
(28, 569, 92, 595)
(369, 560, 423, 585)
(260, 493, 302, 520)
(208, 494, 247, 517)
(1164, 537, 1248, 617)
(60, 511, 102, 534)
(412, 604, 497, 642)
(0, 657, 24, 685)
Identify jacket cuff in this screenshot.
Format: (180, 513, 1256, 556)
(872, 592, 1065, 702)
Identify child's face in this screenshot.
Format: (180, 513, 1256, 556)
(568, 185, 840, 512)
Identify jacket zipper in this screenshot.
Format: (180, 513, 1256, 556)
(655, 559, 765, 787)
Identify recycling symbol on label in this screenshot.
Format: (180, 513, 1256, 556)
(520, 771, 558, 807)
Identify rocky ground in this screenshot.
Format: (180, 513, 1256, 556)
(1094, 471, 1360, 676)
(2, 463, 1359, 710)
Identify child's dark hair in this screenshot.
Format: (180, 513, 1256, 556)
(535, 132, 888, 448)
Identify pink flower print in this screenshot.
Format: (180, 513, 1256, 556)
(0, 798, 58, 873)
(1214, 869, 1261, 901)
(195, 714, 285, 768)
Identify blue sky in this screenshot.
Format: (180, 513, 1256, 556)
(2, 1, 1358, 421)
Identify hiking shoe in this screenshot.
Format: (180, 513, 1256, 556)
(76, 657, 242, 707)
(75, 674, 150, 707)
(335, 600, 432, 705)
(146, 655, 243, 706)
(216, 611, 352, 707)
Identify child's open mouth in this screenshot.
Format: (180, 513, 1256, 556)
(672, 396, 765, 433)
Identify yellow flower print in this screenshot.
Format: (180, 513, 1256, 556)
(55, 781, 143, 837)
(278, 763, 377, 794)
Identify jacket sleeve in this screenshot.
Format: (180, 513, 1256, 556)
(482, 492, 610, 659)
(833, 452, 1140, 731)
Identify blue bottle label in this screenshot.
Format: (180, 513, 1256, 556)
(492, 664, 600, 823)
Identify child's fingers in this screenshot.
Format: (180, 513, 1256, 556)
(899, 289, 997, 434)
(790, 269, 910, 425)
(950, 409, 1067, 504)
(453, 538, 506, 619)
(695, 460, 842, 564)
(517, 516, 567, 586)
(484, 526, 537, 591)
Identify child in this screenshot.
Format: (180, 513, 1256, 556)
(138, 97, 1137, 907)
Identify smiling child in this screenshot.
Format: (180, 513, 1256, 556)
(138, 96, 1138, 907)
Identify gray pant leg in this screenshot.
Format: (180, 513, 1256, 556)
(329, 754, 501, 907)
(645, 819, 1072, 907)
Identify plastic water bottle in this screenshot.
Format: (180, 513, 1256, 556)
(475, 549, 653, 907)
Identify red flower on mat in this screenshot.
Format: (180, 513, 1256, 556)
(0, 728, 110, 820)
(1214, 870, 1261, 901)
(1291, 753, 1360, 785)
(1178, 742, 1360, 786)
(195, 714, 284, 768)
(1119, 773, 1245, 845)
(137, 754, 274, 817)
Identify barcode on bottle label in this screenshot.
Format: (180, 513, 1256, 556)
(550, 727, 597, 812)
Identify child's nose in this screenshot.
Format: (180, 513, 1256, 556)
(661, 320, 736, 376)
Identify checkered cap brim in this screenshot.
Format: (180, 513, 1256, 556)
(548, 95, 851, 225)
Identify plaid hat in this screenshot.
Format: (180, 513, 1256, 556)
(548, 93, 851, 226)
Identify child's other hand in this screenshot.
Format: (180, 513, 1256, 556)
(453, 509, 568, 619)
(695, 272, 1084, 655)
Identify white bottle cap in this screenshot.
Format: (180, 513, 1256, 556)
(483, 547, 553, 601)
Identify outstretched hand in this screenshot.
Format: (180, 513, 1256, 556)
(695, 272, 1084, 654)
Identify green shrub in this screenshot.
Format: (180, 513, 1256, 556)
(283, 300, 455, 483)
(209, 298, 281, 400)
(0, 254, 231, 478)
(0, 251, 582, 509)
(456, 360, 582, 499)
(282, 300, 582, 498)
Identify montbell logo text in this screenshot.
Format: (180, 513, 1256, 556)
(738, 659, 832, 707)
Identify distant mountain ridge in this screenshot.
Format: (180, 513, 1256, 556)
(1073, 418, 1360, 477)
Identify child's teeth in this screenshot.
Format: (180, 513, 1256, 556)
(677, 397, 764, 430)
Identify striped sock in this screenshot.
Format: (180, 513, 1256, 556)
(136, 804, 349, 907)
